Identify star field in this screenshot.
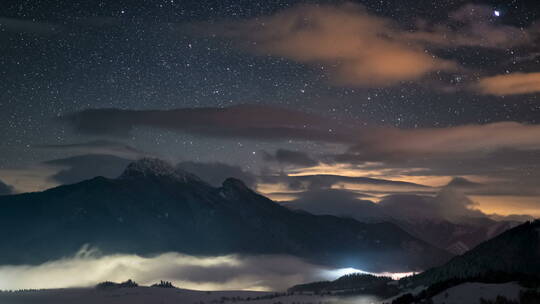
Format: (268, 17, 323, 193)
(1, 0, 540, 216)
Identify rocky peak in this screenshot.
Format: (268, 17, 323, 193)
(120, 158, 176, 179)
(119, 158, 201, 182)
(222, 178, 250, 192)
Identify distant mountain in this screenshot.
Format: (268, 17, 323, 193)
(394, 217, 518, 255)
(0, 158, 451, 272)
(284, 191, 521, 256)
(407, 220, 540, 286)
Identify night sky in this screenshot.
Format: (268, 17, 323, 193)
(1, 0, 540, 217)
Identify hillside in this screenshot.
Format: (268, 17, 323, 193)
(406, 220, 540, 287)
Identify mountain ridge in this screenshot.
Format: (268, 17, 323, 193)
(405, 219, 540, 287)
(0, 158, 452, 272)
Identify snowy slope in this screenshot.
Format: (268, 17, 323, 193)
(431, 282, 521, 304)
(0, 287, 382, 304)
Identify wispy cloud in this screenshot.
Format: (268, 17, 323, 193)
(202, 3, 456, 87)
(476, 72, 540, 96)
(193, 3, 538, 88)
(0, 17, 64, 35)
(262, 149, 318, 167)
(43, 154, 133, 185)
(403, 4, 532, 49)
(345, 122, 540, 161)
(37, 140, 146, 159)
(63, 106, 540, 161)
(62, 105, 347, 142)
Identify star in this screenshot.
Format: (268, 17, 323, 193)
(494, 10, 501, 17)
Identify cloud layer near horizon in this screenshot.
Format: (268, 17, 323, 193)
(283, 187, 485, 222)
(0, 250, 343, 291)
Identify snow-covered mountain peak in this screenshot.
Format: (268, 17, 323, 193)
(120, 158, 176, 179)
(119, 158, 201, 183)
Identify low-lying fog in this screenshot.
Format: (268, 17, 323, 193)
(0, 247, 413, 291)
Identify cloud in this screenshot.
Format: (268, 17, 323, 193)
(0, 165, 60, 194)
(320, 148, 540, 216)
(284, 187, 485, 223)
(404, 4, 531, 49)
(43, 154, 133, 185)
(0, 250, 336, 291)
(0, 17, 64, 35)
(37, 140, 145, 159)
(489, 214, 535, 223)
(344, 122, 540, 161)
(355, 149, 540, 184)
(0, 180, 15, 196)
(262, 149, 318, 167)
(476, 72, 540, 95)
(261, 174, 429, 192)
(62, 105, 347, 142)
(446, 177, 483, 189)
(203, 3, 456, 87)
(195, 3, 540, 88)
(283, 189, 382, 222)
(176, 161, 257, 188)
(378, 188, 485, 221)
(64, 106, 540, 163)
(257, 172, 432, 203)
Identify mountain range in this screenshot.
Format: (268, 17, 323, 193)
(284, 188, 523, 256)
(394, 217, 518, 255)
(41, 154, 523, 257)
(0, 158, 451, 272)
(407, 219, 540, 287)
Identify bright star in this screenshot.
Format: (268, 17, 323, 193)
(494, 10, 501, 17)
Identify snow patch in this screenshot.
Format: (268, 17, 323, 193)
(119, 158, 201, 182)
(431, 282, 522, 304)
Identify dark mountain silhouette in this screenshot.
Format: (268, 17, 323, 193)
(282, 188, 520, 256)
(288, 273, 398, 297)
(406, 219, 540, 286)
(0, 158, 451, 272)
(394, 217, 518, 255)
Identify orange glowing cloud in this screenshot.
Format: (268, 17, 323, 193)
(470, 195, 540, 218)
(349, 122, 540, 159)
(212, 3, 456, 87)
(476, 72, 540, 96)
